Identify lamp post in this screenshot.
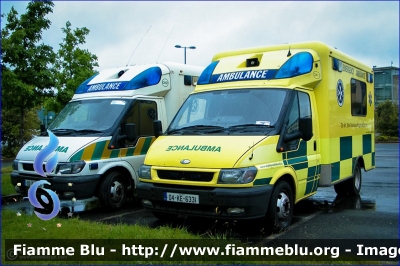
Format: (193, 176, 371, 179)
(175, 45, 196, 64)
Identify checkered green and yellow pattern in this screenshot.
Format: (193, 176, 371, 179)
(319, 133, 375, 186)
(252, 132, 374, 201)
(282, 140, 321, 197)
(70, 136, 155, 161)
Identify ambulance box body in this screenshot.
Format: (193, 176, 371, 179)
(11, 62, 203, 212)
(137, 42, 375, 231)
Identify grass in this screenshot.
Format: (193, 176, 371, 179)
(1, 166, 196, 240)
(1, 209, 209, 264)
(1, 166, 16, 196)
(2, 209, 200, 240)
(0, 165, 232, 265)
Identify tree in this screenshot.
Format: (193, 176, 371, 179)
(1, 105, 40, 158)
(375, 101, 399, 137)
(46, 21, 99, 113)
(1, 1, 56, 149)
(1, 1, 99, 157)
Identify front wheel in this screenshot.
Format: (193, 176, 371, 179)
(99, 171, 127, 210)
(266, 181, 294, 233)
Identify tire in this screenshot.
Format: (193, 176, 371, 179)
(99, 171, 127, 210)
(151, 211, 178, 222)
(266, 181, 294, 233)
(334, 162, 362, 196)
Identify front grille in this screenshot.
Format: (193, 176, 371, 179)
(22, 163, 45, 172)
(22, 163, 34, 171)
(153, 183, 215, 190)
(157, 170, 214, 182)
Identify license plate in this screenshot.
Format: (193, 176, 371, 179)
(164, 192, 199, 204)
(25, 180, 43, 188)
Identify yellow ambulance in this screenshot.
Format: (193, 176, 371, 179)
(137, 41, 375, 232)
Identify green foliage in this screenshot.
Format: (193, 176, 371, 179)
(376, 136, 389, 141)
(1, 1, 99, 156)
(1, 1, 56, 152)
(2, 1, 56, 95)
(376, 135, 399, 142)
(47, 21, 99, 113)
(375, 101, 399, 137)
(1, 107, 40, 158)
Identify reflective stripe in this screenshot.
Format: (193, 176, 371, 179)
(69, 137, 156, 162)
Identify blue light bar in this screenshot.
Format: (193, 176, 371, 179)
(197, 61, 219, 85)
(75, 67, 162, 94)
(124, 67, 162, 90)
(275, 52, 313, 79)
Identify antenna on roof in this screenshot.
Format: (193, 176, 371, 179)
(157, 25, 175, 63)
(287, 46, 292, 57)
(126, 25, 152, 66)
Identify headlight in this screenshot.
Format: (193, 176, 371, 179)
(139, 164, 151, 179)
(218, 167, 257, 184)
(12, 160, 19, 170)
(56, 161, 86, 174)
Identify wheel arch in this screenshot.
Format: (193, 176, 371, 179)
(356, 156, 365, 172)
(270, 167, 297, 201)
(276, 174, 296, 200)
(94, 165, 135, 198)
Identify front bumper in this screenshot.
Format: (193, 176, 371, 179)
(11, 171, 101, 200)
(136, 181, 273, 220)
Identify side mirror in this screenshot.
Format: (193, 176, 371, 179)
(298, 117, 313, 141)
(125, 123, 136, 142)
(40, 124, 46, 134)
(153, 120, 162, 138)
(276, 117, 313, 152)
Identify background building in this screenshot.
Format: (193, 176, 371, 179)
(373, 66, 399, 106)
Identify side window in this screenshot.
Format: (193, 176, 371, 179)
(351, 78, 367, 116)
(299, 92, 312, 118)
(287, 93, 300, 136)
(286, 93, 300, 150)
(123, 100, 157, 146)
(184, 75, 199, 86)
(286, 91, 312, 150)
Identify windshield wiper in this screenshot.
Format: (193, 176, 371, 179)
(228, 124, 273, 132)
(167, 125, 225, 135)
(48, 128, 77, 135)
(229, 124, 273, 128)
(49, 128, 104, 136)
(74, 129, 104, 134)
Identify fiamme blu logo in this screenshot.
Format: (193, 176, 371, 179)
(28, 130, 61, 220)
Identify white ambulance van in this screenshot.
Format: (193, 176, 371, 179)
(137, 42, 375, 232)
(11, 62, 203, 213)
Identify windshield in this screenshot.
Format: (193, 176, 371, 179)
(168, 88, 288, 135)
(48, 99, 128, 133)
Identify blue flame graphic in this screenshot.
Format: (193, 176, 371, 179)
(33, 130, 59, 177)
